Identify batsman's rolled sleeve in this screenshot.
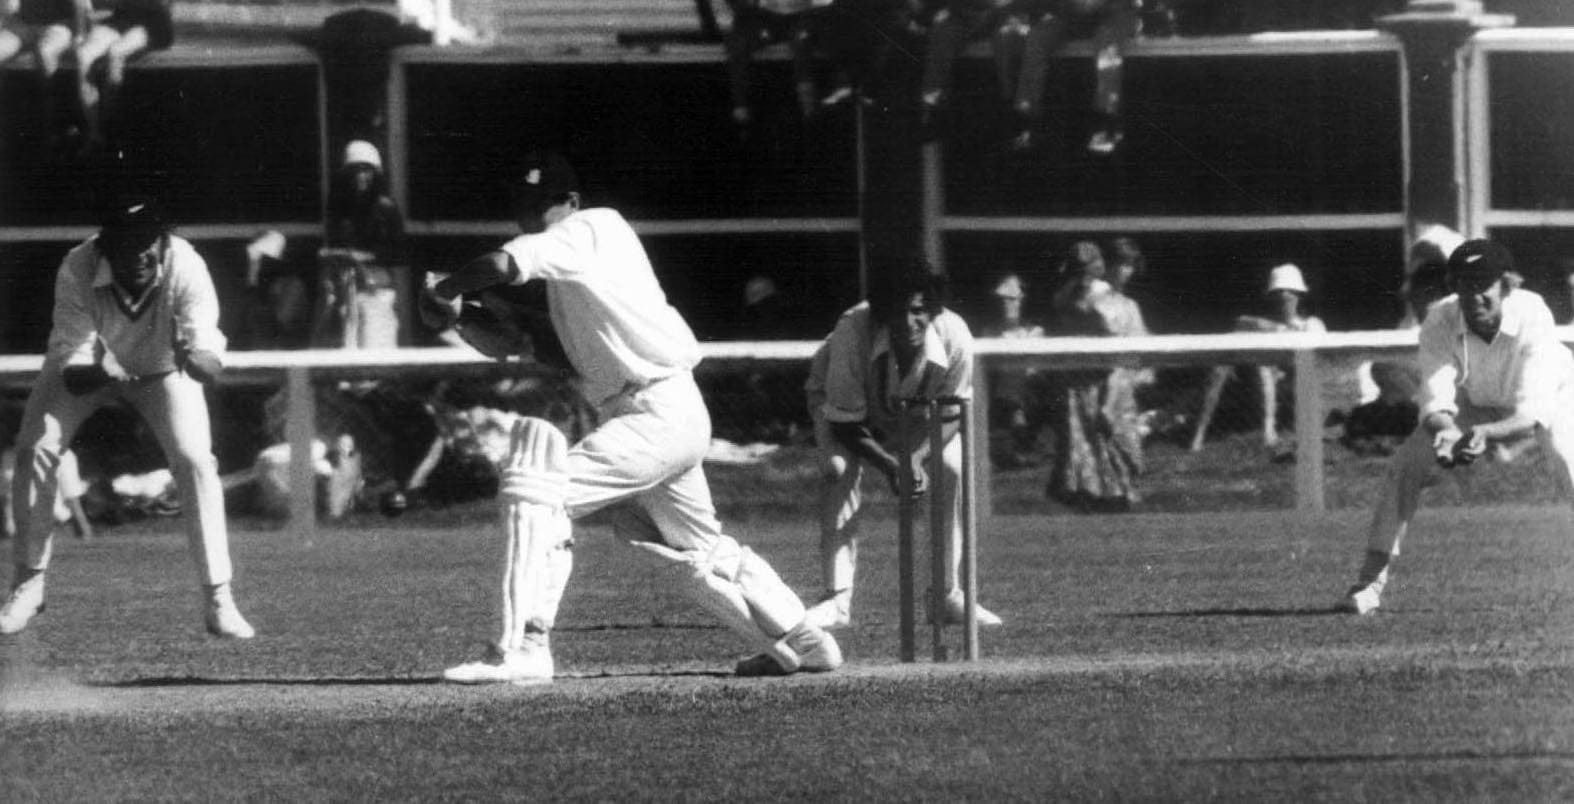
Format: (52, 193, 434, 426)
(1416, 290, 1574, 428)
(499, 208, 700, 405)
(46, 235, 226, 375)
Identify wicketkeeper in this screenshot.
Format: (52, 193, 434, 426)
(420, 150, 841, 683)
(802, 257, 1003, 630)
(1341, 239, 1574, 614)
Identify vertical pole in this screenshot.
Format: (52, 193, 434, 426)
(927, 398, 947, 662)
(286, 366, 318, 545)
(316, 56, 331, 225)
(959, 397, 979, 661)
(897, 400, 915, 663)
(1293, 348, 1325, 513)
(385, 55, 413, 344)
(855, 104, 869, 301)
(971, 366, 993, 521)
(920, 142, 944, 273)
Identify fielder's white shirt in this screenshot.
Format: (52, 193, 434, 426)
(500, 208, 700, 405)
(1417, 289, 1574, 427)
(47, 234, 227, 376)
(807, 301, 974, 433)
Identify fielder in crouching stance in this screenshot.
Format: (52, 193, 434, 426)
(421, 151, 841, 683)
(801, 258, 1003, 630)
(0, 195, 254, 639)
(1341, 239, 1574, 614)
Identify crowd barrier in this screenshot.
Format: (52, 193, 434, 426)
(7, 327, 1549, 540)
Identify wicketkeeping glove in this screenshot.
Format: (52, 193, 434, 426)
(62, 364, 114, 396)
(180, 348, 224, 385)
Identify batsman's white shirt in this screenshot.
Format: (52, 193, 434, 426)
(1416, 289, 1574, 426)
(500, 208, 700, 407)
(48, 234, 227, 376)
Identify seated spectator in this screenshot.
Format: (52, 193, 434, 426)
(1342, 226, 1461, 452)
(238, 230, 313, 350)
(994, 0, 1140, 153)
(725, 0, 836, 134)
(1343, 260, 1451, 452)
(0, 0, 85, 152)
(1190, 262, 1325, 452)
(75, 0, 174, 155)
(397, 0, 492, 46)
(317, 140, 405, 349)
(978, 272, 1050, 467)
(919, 0, 1017, 135)
(811, 0, 926, 114)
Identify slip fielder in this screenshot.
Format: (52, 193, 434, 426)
(421, 150, 841, 683)
(0, 193, 254, 639)
(1341, 239, 1574, 614)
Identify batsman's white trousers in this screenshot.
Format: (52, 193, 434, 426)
(813, 410, 965, 600)
(1366, 399, 1574, 558)
(561, 371, 806, 638)
(11, 360, 233, 585)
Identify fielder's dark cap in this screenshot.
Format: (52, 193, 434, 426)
(97, 195, 168, 255)
(1446, 239, 1514, 287)
(507, 150, 579, 209)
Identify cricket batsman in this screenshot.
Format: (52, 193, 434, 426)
(420, 150, 841, 683)
(1341, 238, 1574, 614)
(0, 193, 254, 639)
(801, 257, 1003, 630)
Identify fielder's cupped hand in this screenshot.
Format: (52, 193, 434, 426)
(1433, 425, 1485, 468)
(62, 364, 114, 395)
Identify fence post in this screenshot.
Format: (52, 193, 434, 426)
(1293, 348, 1325, 512)
(287, 366, 318, 544)
(972, 365, 992, 521)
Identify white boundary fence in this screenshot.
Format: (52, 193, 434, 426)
(3, 328, 1564, 540)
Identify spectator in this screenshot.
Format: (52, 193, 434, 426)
(978, 272, 1050, 468)
(238, 230, 313, 350)
(0, 0, 86, 153)
(75, 0, 174, 155)
(1044, 240, 1141, 511)
(724, 0, 828, 134)
(1097, 235, 1154, 456)
(995, 0, 1140, 153)
(811, 0, 926, 114)
(316, 140, 405, 349)
(1343, 260, 1451, 452)
(1189, 262, 1326, 452)
(918, 0, 1016, 135)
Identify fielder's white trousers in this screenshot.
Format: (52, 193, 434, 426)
(1366, 400, 1574, 558)
(11, 362, 233, 585)
(814, 411, 965, 601)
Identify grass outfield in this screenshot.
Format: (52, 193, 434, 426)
(2, 496, 1574, 799)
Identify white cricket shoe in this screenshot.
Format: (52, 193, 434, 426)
(803, 594, 852, 630)
(0, 573, 45, 635)
(443, 642, 554, 685)
(735, 624, 843, 677)
(931, 588, 1004, 628)
(204, 584, 256, 639)
(1341, 584, 1382, 615)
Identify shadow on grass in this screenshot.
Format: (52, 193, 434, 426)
(1111, 606, 1347, 618)
(1176, 748, 1574, 765)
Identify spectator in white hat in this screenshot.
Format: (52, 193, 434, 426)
(978, 272, 1049, 468)
(1190, 262, 1325, 453)
(317, 140, 406, 349)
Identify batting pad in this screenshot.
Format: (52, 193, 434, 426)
(497, 418, 573, 653)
